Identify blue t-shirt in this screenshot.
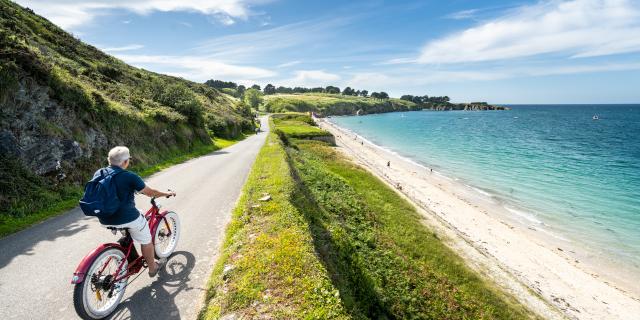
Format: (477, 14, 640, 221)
(97, 166, 146, 225)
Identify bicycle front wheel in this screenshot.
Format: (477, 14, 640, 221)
(73, 247, 128, 319)
(155, 211, 180, 258)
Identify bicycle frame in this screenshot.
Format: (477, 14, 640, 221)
(71, 198, 172, 285)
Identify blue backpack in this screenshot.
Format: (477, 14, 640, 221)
(79, 167, 123, 217)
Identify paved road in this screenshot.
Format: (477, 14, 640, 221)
(0, 117, 268, 319)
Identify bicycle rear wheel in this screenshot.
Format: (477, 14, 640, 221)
(73, 247, 128, 319)
(154, 211, 180, 258)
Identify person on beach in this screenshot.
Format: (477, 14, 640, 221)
(387, 161, 391, 167)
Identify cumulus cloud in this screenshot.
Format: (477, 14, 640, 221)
(417, 0, 640, 64)
(113, 54, 276, 82)
(14, 0, 272, 28)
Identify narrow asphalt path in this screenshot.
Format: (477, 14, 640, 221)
(0, 117, 268, 320)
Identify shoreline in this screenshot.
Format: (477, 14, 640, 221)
(317, 117, 640, 320)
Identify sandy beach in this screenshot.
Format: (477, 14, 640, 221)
(318, 117, 640, 320)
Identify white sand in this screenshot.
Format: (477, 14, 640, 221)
(318, 118, 640, 320)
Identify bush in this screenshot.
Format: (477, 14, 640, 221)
(0, 61, 19, 103)
(96, 63, 122, 81)
(156, 83, 203, 124)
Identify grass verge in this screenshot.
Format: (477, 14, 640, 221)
(0, 135, 246, 238)
(201, 115, 536, 319)
(199, 127, 349, 319)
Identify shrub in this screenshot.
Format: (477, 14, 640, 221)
(0, 61, 19, 103)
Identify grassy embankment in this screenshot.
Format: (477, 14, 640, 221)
(0, 0, 256, 236)
(200, 114, 536, 319)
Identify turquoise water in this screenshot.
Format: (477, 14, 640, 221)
(330, 105, 640, 270)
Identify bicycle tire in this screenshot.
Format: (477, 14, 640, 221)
(154, 211, 180, 259)
(73, 247, 128, 319)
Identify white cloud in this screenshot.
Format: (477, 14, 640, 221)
(445, 9, 479, 20)
(416, 0, 640, 64)
(102, 44, 144, 52)
(194, 17, 351, 60)
(114, 54, 276, 82)
(14, 0, 272, 29)
(276, 61, 301, 68)
(279, 70, 340, 88)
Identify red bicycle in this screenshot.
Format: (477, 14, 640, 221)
(71, 196, 180, 319)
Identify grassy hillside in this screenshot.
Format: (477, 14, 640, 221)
(0, 0, 255, 235)
(201, 114, 536, 319)
(263, 93, 421, 116)
(262, 93, 506, 116)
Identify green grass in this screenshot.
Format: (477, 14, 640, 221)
(263, 93, 421, 116)
(271, 113, 332, 140)
(288, 140, 535, 319)
(200, 127, 349, 319)
(201, 114, 536, 319)
(0, 135, 246, 238)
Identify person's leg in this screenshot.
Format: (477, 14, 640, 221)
(141, 243, 158, 274)
(126, 215, 158, 276)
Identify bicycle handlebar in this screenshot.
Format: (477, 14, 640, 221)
(151, 189, 175, 206)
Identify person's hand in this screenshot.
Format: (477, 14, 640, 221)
(166, 190, 176, 198)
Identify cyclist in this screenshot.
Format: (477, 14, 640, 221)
(98, 146, 176, 277)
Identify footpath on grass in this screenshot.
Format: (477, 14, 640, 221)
(200, 114, 537, 319)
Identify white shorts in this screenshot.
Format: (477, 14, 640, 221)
(109, 214, 152, 245)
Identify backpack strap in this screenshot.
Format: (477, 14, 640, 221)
(103, 166, 124, 201)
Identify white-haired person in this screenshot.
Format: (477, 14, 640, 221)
(97, 146, 176, 277)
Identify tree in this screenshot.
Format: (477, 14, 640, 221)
(359, 90, 368, 97)
(251, 84, 261, 90)
(205, 79, 237, 89)
(325, 86, 340, 94)
(263, 84, 276, 95)
(400, 94, 414, 101)
(342, 87, 355, 96)
(379, 92, 389, 99)
(370, 92, 380, 99)
(293, 87, 309, 93)
(236, 85, 246, 97)
(310, 87, 324, 93)
(276, 86, 293, 94)
(243, 88, 263, 109)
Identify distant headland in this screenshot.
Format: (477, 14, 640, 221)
(204, 80, 508, 116)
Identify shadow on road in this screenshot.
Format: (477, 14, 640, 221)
(109, 251, 196, 320)
(0, 210, 91, 269)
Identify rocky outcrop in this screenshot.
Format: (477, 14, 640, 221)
(0, 77, 103, 177)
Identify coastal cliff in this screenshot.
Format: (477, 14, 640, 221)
(262, 93, 506, 117)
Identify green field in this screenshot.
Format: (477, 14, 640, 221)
(201, 114, 536, 319)
(263, 93, 421, 116)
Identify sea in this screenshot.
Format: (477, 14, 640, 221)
(330, 105, 640, 273)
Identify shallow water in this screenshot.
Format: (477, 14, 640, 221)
(330, 105, 640, 271)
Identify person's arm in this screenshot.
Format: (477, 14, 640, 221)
(140, 186, 176, 198)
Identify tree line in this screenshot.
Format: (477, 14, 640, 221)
(205, 79, 393, 100)
(204, 79, 455, 107)
(399, 94, 450, 104)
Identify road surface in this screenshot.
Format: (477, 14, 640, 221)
(0, 117, 268, 319)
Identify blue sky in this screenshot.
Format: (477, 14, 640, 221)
(14, 0, 640, 103)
